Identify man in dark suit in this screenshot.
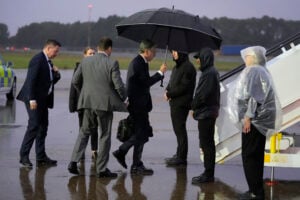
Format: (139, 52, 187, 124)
(113, 39, 167, 175)
(17, 39, 61, 168)
(68, 37, 127, 178)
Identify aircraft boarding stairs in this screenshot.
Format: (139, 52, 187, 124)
(209, 32, 300, 169)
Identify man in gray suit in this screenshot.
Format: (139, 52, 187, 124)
(68, 37, 127, 178)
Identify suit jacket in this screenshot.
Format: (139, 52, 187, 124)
(72, 53, 127, 112)
(17, 51, 61, 108)
(126, 54, 163, 113)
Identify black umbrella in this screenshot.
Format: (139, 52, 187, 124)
(116, 7, 222, 53)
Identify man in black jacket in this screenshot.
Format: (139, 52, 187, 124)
(17, 39, 61, 168)
(191, 48, 220, 183)
(113, 39, 167, 175)
(164, 50, 196, 166)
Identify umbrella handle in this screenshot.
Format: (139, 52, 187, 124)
(164, 45, 168, 63)
(160, 45, 168, 87)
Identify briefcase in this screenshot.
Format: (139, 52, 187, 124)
(117, 115, 134, 142)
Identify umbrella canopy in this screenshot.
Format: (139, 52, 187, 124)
(116, 7, 222, 53)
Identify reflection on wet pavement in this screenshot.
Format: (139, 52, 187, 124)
(196, 180, 238, 200)
(0, 98, 16, 125)
(169, 167, 187, 200)
(1, 70, 300, 200)
(113, 173, 147, 200)
(19, 166, 56, 200)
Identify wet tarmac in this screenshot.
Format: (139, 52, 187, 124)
(0, 69, 300, 200)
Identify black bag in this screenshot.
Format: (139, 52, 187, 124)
(117, 115, 134, 142)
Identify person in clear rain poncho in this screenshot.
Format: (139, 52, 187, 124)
(227, 46, 282, 200)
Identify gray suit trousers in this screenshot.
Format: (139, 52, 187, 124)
(71, 109, 113, 173)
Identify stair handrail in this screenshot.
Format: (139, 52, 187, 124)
(220, 32, 300, 82)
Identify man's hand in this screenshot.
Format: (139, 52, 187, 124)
(190, 110, 194, 117)
(163, 92, 170, 101)
(30, 101, 37, 110)
(159, 63, 167, 73)
(243, 117, 251, 134)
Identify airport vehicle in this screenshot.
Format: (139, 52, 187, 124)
(0, 54, 17, 100)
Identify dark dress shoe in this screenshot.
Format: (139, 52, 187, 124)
(239, 191, 265, 200)
(20, 157, 33, 168)
(37, 157, 57, 167)
(68, 162, 79, 175)
(113, 150, 127, 169)
(166, 158, 187, 166)
(130, 165, 153, 175)
(164, 154, 177, 162)
(97, 168, 117, 178)
(192, 173, 214, 184)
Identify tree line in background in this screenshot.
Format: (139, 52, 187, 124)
(0, 15, 299, 50)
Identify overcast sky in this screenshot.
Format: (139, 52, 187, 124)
(1, 0, 300, 36)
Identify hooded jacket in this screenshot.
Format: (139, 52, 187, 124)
(166, 52, 196, 108)
(191, 48, 220, 119)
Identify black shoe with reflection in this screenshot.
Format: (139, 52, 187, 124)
(166, 158, 187, 166)
(164, 154, 177, 162)
(20, 157, 33, 168)
(36, 156, 57, 167)
(68, 162, 79, 175)
(130, 165, 153, 175)
(192, 173, 214, 184)
(97, 168, 117, 178)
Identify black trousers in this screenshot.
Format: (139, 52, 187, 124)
(119, 111, 150, 167)
(78, 111, 98, 151)
(170, 106, 189, 160)
(242, 124, 266, 196)
(198, 118, 216, 177)
(20, 102, 49, 160)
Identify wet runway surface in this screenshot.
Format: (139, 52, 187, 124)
(0, 69, 300, 200)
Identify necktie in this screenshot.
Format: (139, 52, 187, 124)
(48, 60, 53, 67)
(48, 60, 53, 81)
(48, 60, 53, 94)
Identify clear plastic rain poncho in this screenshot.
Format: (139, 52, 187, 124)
(227, 46, 282, 137)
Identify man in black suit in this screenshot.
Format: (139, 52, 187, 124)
(17, 39, 61, 168)
(113, 39, 167, 175)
